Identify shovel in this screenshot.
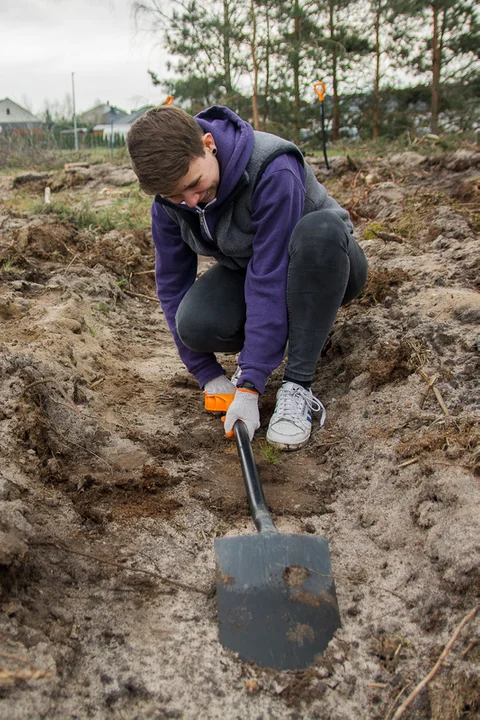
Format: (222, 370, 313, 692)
(215, 421, 341, 671)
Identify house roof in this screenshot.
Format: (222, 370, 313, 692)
(92, 105, 155, 133)
(122, 105, 155, 123)
(0, 98, 42, 124)
(77, 103, 127, 126)
(96, 105, 154, 127)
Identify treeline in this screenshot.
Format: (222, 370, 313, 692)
(133, 0, 479, 141)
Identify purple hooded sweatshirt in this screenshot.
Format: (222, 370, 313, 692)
(151, 107, 311, 394)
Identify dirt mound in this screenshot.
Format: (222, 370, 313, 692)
(0, 153, 478, 720)
(13, 163, 138, 193)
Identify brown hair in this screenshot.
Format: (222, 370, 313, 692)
(126, 105, 205, 196)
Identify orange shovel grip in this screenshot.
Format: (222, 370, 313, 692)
(204, 392, 235, 413)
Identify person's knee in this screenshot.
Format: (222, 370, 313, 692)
(176, 303, 205, 350)
(290, 210, 349, 258)
(176, 295, 245, 353)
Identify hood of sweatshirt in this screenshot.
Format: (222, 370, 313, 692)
(195, 105, 254, 205)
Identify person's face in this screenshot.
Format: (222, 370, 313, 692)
(163, 133, 219, 207)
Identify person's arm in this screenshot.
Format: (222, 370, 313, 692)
(152, 203, 225, 386)
(236, 154, 306, 394)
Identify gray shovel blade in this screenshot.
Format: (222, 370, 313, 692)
(215, 532, 341, 671)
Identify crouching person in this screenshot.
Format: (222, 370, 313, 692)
(127, 104, 368, 450)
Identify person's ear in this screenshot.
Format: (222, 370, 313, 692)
(202, 133, 216, 154)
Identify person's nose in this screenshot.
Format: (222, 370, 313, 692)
(184, 191, 201, 208)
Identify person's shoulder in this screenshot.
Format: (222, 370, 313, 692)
(259, 152, 305, 184)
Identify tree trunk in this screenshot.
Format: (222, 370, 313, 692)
(431, 4, 441, 134)
(292, 0, 302, 144)
(373, 2, 381, 139)
(250, 0, 260, 129)
(223, 0, 233, 96)
(263, 6, 271, 124)
(329, 1, 340, 140)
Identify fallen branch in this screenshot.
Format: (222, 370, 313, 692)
(0, 668, 53, 686)
(35, 540, 211, 596)
(418, 370, 450, 416)
(419, 373, 437, 408)
(460, 638, 479, 659)
(371, 229, 405, 244)
(21, 376, 78, 411)
(65, 253, 79, 271)
(391, 605, 478, 720)
(431, 385, 450, 417)
(21, 376, 58, 395)
(384, 684, 411, 720)
(123, 289, 159, 303)
(397, 457, 419, 469)
(88, 377, 105, 389)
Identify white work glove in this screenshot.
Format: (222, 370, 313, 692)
(203, 374, 236, 413)
(204, 374, 236, 395)
(223, 388, 260, 441)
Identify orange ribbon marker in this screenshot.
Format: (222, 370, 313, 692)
(313, 81, 326, 102)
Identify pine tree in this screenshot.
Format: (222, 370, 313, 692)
(312, 0, 370, 140)
(391, 0, 479, 133)
(133, 0, 247, 108)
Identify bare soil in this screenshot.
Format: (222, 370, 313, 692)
(0, 148, 479, 720)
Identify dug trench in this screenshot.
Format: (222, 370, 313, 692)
(0, 150, 478, 719)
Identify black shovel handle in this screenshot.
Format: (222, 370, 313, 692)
(234, 421, 278, 536)
(321, 102, 329, 170)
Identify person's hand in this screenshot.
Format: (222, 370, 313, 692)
(203, 374, 236, 413)
(223, 388, 260, 441)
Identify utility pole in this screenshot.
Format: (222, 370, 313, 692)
(110, 106, 115, 158)
(71, 72, 79, 151)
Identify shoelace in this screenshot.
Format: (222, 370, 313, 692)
(276, 385, 326, 427)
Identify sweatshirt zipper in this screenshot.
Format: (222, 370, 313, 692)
(197, 207, 214, 242)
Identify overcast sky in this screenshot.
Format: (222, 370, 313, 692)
(1, 0, 168, 117)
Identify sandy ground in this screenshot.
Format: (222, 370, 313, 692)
(0, 147, 479, 720)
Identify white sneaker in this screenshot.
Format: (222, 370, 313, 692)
(266, 382, 326, 451)
(230, 366, 242, 385)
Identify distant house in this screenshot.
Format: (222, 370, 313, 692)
(78, 103, 127, 129)
(0, 98, 43, 134)
(92, 105, 154, 139)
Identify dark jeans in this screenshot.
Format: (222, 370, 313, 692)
(175, 209, 368, 384)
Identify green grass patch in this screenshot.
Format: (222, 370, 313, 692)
(1, 259, 20, 274)
(258, 440, 281, 465)
(93, 301, 109, 313)
(43, 198, 117, 231)
(46, 187, 151, 231)
(3, 185, 152, 232)
(362, 222, 391, 241)
(392, 190, 448, 242)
